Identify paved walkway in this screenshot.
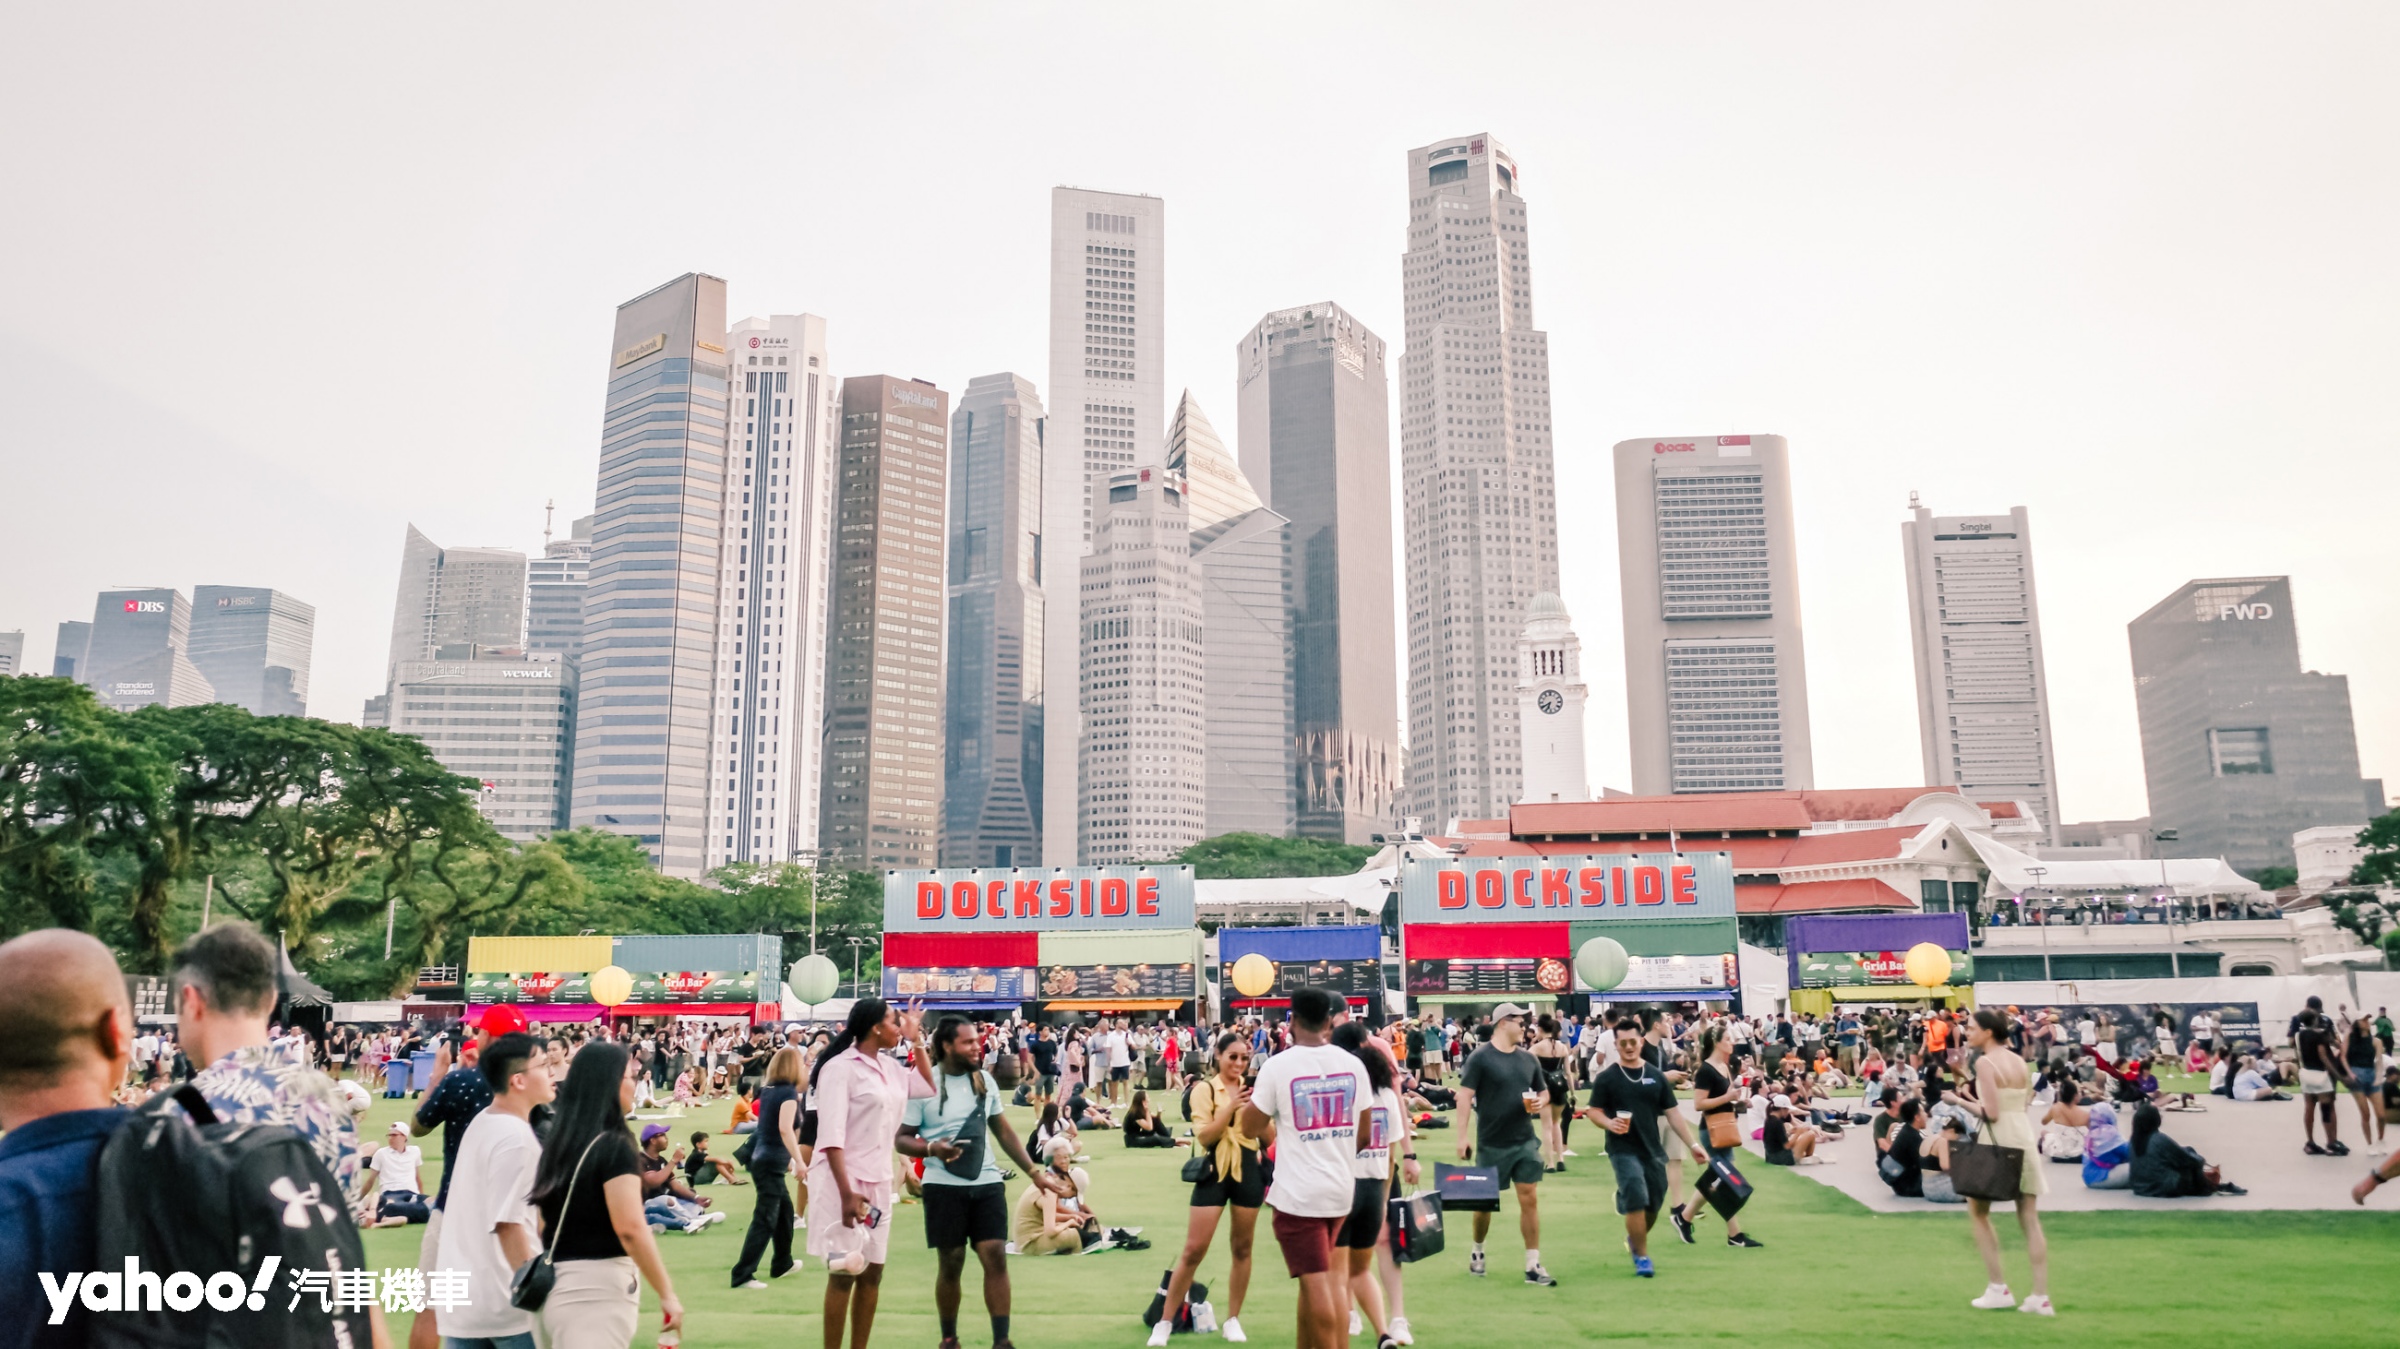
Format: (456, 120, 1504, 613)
(1717, 1095, 2388, 1213)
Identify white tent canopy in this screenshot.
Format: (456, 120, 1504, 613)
(1965, 833, 2263, 899)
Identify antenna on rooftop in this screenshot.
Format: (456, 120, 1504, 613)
(1907, 489, 1921, 511)
(543, 498, 555, 546)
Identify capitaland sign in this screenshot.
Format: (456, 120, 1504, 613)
(882, 865, 1197, 933)
(891, 387, 938, 411)
(1399, 851, 1736, 923)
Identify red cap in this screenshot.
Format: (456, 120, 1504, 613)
(478, 1005, 531, 1038)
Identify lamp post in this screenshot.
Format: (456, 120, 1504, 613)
(846, 935, 872, 999)
(2025, 865, 2050, 980)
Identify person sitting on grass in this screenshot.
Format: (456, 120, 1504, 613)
(360, 1119, 430, 1227)
(2232, 1056, 2288, 1102)
(1762, 1095, 1824, 1166)
(1063, 1083, 1117, 1133)
(1880, 1098, 1926, 1197)
(1919, 1116, 1966, 1203)
(1012, 1136, 1100, 1254)
(2128, 1102, 2245, 1196)
(678, 1129, 746, 1186)
(2079, 1094, 2131, 1189)
(2038, 1081, 2089, 1162)
(1122, 1090, 1176, 1148)
(727, 1081, 758, 1134)
(1031, 1101, 1079, 1161)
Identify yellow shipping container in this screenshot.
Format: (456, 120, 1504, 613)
(465, 935, 614, 973)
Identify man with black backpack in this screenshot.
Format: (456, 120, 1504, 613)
(0, 930, 135, 1349)
(899, 1017, 1068, 1349)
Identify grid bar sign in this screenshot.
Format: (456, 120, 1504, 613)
(1399, 851, 1736, 924)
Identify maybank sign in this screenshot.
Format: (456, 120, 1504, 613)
(883, 865, 1196, 933)
(1400, 852, 1736, 924)
(615, 332, 667, 368)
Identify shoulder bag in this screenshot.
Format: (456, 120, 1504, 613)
(1181, 1080, 1220, 1183)
(511, 1134, 603, 1311)
(1946, 1138, 2026, 1203)
(939, 1071, 992, 1179)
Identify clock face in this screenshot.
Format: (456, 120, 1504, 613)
(1537, 689, 1563, 715)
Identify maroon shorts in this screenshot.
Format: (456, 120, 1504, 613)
(1270, 1210, 1346, 1277)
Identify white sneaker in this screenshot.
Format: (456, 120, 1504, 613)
(1971, 1283, 2017, 1310)
(1561, 1149, 1579, 1158)
(1388, 1317, 1413, 1346)
(1149, 1319, 1175, 1347)
(2018, 1295, 2055, 1317)
(1222, 1317, 1248, 1343)
(737, 1279, 768, 1289)
(705, 1210, 729, 1226)
(1350, 1308, 1364, 1336)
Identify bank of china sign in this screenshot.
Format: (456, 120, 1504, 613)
(883, 866, 1197, 933)
(1399, 852, 1736, 924)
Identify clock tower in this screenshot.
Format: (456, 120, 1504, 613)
(1517, 591, 1591, 803)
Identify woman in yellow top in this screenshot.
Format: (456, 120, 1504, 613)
(1148, 1031, 1262, 1346)
(1943, 1009, 2053, 1317)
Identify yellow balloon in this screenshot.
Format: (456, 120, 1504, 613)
(1903, 942, 1952, 989)
(1230, 953, 1276, 999)
(589, 965, 634, 1007)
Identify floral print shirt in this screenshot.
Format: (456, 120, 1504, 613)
(190, 1039, 362, 1188)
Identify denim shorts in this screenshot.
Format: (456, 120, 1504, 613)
(1608, 1151, 1668, 1217)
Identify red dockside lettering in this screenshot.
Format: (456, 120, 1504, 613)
(1439, 871, 1469, 909)
(1475, 870, 1507, 908)
(1611, 867, 1629, 905)
(1541, 868, 1573, 907)
(1079, 878, 1094, 917)
(1135, 876, 1160, 916)
(1048, 879, 1073, 917)
(917, 882, 944, 919)
(1634, 865, 1665, 905)
(1099, 877, 1130, 916)
(952, 880, 978, 920)
(1014, 880, 1044, 918)
(1579, 867, 1606, 905)
(987, 880, 1008, 918)
(1671, 865, 1699, 905)
(1511, 869, 1535, 906)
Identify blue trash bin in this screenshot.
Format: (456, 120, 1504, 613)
(411, 1050, 438, 1095)
(383, 1060, 410, 1097)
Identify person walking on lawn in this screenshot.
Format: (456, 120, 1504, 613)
(1666, 1022, 1762, 1250)
(1584, 1018, 1701, 1278)
(1453, 1002, 1555, 1287)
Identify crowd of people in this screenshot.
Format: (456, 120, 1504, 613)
(9, 920, 2400, 1347)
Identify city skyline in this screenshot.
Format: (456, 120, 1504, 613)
(6, 9, 2399, 828)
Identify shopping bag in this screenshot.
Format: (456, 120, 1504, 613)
(1695, 1153, 1752, 1220)
(1386, 1190, 1446, 1263)
(1432, 1162, 1501, 1213)
(1947, 1140, 2026, 1203)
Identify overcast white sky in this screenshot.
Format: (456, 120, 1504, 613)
(3, 3, 2393, 825)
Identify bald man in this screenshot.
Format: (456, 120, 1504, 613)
(0, 930, 134, 1349)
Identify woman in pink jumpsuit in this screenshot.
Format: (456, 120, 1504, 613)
(806, 997, 933, 1349)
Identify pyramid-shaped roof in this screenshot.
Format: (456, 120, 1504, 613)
(1165, 390, 1262, 530)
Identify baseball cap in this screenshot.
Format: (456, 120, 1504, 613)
(387, 1120, 410, 1136)
(1492, 1003, 1528, 1021)
(1770, 1093, 1792, 1108)
(477, 1004, 530, 1038)
(641, 1124, 669, 1143)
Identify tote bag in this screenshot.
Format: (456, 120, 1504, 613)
(1946, 1140, 2026, 1203)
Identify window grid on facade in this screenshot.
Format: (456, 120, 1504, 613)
(1655, 472, 1770, 620)
(1663, 639, 1785, 792)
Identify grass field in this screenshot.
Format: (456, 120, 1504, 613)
(359, 1091, 2399, 1348)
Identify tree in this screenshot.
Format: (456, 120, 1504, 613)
(2350, 809, 2400, 887)
(2245, 864, 2298, 892)
(0, 678, 170, 939)
(1177, 832, 1378, 879)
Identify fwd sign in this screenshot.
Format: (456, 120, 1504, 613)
(2219, 602, 2275, 622)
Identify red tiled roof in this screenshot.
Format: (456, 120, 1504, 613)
(1979, 801, 2023, 819)
(1442, 825, 1925, 872)
(1508, 787, 1964, 838)
(1737, 878, 1915, 915)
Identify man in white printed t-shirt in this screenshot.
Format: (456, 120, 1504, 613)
(1244, 988, 1373, 1349)
(432, 1033, 555, 1349)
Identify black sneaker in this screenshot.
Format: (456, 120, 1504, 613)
(2216, 1183, 2248, 1195)
(2328, 1141, 2352, 1157)
(1727, 1233, 1765, 1249)
(1524, 1263, 1557, 1287)
(2305, 1142, 2328, 1156)
(1667, 1206, 1696, 1245)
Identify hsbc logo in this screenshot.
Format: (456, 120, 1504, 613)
(122, 600, 164, 613)
(2219, 602, 2275, 622)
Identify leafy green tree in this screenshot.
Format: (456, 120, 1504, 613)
(1178, 832, 1378, 879)
(2245, 864, 2299, 892)
(2350, 809, 2400, 887)
(0, 677, 170, 938)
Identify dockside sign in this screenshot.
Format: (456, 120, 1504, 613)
(1399, 852, 1736, 924)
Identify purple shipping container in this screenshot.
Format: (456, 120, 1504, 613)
(1784, 912, 1970, 988)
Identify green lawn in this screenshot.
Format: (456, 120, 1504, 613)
(360, 1091, 2397, 1348)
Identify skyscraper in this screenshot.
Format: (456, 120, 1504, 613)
(80, 589, 215, 710)
(1171, 393, 1293, 839)
(707, 315, 839, 870)
(51, 621, 89, 679)
(1613, 434, 1813, 795)
(1044, 187, 1165, 863)
(569, 272, 729, 875)
(188, 586, 314, 717)
(387, 652, 576, 841)
(384, 525, 527, 681)
(1902, 501, 2059, 837)
(944, 372, 1046, 868)
(820, 375, 949, 870)
(1080, 466, 1205, 863)
(0, 631, 22, 677)
(1398, 135, 1560, 829)
(2129, 576, 2384, 873)
(1236, 303, 1400, 843)
(526, 512, 593, 660)
(1516, 592, 1591, 804)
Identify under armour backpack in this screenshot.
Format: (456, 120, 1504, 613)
(92, 1084, 373, 1349)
